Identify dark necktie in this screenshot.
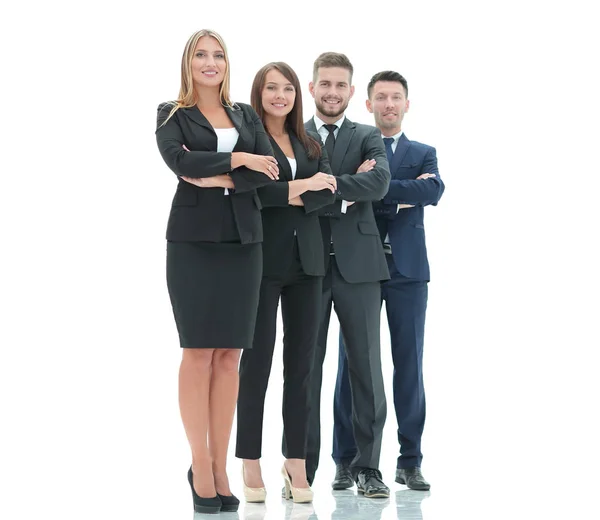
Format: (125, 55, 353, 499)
(383, 137, 394, 165)
(324, 124, 337, 161)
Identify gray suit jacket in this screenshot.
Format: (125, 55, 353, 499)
(305, 117, 391, 283)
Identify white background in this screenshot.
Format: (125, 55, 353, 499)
(1, 1, 599, 519)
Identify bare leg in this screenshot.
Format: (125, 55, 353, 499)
(209, 348, 242, 495)
(243, 458, 265, 488)
(284, 458, 309, 488)
(179, 348, 215, 497)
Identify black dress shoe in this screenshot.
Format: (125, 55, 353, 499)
(356, 468, 390, 498)
(395, 467, 430, 490)
(332, 462, 354, 490)
(187, 467, 221, 514)
(217, 492, 240, 512)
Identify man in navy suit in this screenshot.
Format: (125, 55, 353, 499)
(333, 71, 444, 491)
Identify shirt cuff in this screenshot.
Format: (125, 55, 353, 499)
(341, 200, 348, 214)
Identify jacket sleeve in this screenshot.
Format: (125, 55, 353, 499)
(372, 200, 396, 219)
(300, 141, 337, 214)
(334, 127, 391, 201)
(229, 105, 276, 194)
(257, 182, 290, 207)
(155, 103, 233, 178)
(383, 147, 445, 206)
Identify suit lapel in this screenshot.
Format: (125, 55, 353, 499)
(225, 104, 251, 152)
(332, 118, 356, 172)
(304, 116, 354, 173)
(182, 104, 249, 151)
(270, 136, 293, 181)
(391, 133, 411, 174)
(290, 133, 312, 180)
(305, 118, 318, 134)
(182, 106, 214, 132)
(225, 103, 244, 132)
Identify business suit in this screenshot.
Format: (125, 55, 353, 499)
(156, 102, 274, 244)
(335, 133, 445, 469)
(236, 131, 335, 459)
(303, 117, 391, 482)
(155, 101, 274, 349)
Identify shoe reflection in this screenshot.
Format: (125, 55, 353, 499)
(395, 489, 430, 519)
(242, 503, 267, 520)
(195, 512, 240, 520)
(284, 500, 318, 520)
(332, 489, 390, 520)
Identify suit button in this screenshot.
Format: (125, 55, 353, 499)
(337, 190, 342, 195)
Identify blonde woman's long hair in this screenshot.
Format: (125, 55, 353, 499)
(161, 29, 233, 125)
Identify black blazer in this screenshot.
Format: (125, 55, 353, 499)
(258, 131, 335, 278)
(156, 102, 274, 244)
(305, 117, 391, 283)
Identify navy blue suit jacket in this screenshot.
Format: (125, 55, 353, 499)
(373, 133, 445, 281)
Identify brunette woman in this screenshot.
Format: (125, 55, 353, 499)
(235, 62, 337, 504)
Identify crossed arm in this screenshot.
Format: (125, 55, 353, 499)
(314, 127, 391, 217)
(383, 147, 444, 207)
(156, 104, 279, 193)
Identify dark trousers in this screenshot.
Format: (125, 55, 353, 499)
(236, 245, 322, 460)
(305, 256, 386, 483)
(334, 254, 428, 469)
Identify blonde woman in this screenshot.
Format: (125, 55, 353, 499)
(155, 29, 278, 514)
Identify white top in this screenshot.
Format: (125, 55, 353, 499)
(215, 127, 239, 195)
(287, 157, 297, 179)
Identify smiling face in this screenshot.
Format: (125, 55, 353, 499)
(366, 80, 410, 134)
(309, 66, 354, 122)
(191, 35, 227, 89)
(261, 68, 296, 119)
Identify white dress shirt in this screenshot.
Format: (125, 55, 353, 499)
(215, 127, 239, 195)
(383, 130, 404, 153)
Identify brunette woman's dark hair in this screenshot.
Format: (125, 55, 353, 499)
(250, 62, 321, 159)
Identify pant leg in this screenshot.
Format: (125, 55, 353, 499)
(302, 264, 333, 484)
(280, 260, 323, 459)
(384, 257, 428, 469)
(332, 331, 357, 464)
(333, 288, 385, 464)
(330, 258, 386, 474)
(236, 277, 282, 459)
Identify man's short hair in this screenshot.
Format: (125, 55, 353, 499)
(313, 52, 354, 83)
(367, 71, 408, 98)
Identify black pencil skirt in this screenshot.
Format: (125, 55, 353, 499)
(166, 241, 262, 349)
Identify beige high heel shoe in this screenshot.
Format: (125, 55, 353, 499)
(281, 464, 313, 503)
(242, 466, 266, 503)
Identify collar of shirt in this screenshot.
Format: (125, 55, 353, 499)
(314, 114, 346, 141)
(381, 130, 403, 153)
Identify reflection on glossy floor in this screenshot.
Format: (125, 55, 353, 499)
(193, 488, 430, 520)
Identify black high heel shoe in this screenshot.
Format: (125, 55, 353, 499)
(187, 466, 221, 514)
(217, 492, 240, 512)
